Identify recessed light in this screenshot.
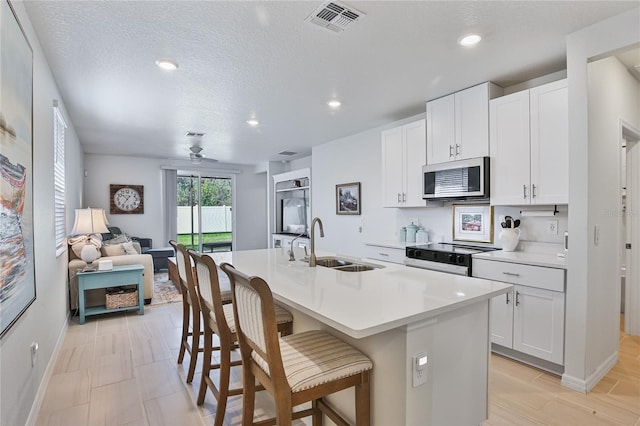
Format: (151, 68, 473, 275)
(327, 100, 342, 109)
(458, 34, 482, 47)
(155, 59, 178, 71)
(247, 119, 260, 127)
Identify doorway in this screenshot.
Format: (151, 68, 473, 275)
(620, 122, 640, 335)
(177, 173, 233, 252)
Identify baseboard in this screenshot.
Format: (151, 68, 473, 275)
(25, 311, 70, 426)
(561, 351, 618, 393)
(491, 344, 564, 375)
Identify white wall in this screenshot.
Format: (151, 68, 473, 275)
(564, 7, 640, 392)
(83, 154, 268, 250)
(0, 3, 84, 425)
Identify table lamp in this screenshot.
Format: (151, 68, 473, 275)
(71, 207, 109, 271)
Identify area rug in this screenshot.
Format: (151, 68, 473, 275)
(151, 272, 182, 306)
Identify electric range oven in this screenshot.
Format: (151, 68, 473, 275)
(405, 243, 499, 276)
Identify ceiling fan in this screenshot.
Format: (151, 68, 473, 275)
(189, 146, 217, 165)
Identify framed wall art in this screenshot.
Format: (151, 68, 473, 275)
(1, 0, 36, 338)
(336, 182, 361, 215)
(452, 204, 493, 243)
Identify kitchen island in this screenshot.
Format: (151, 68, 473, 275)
(207, 248, 511, 425)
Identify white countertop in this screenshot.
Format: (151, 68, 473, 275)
(472, 250, 566, 269)
(207, 248, 510, 339)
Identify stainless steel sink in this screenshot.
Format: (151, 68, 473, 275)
(333, 264, 379, 272)
(302, 256, 383, 272)
(315, 258, 353, 268)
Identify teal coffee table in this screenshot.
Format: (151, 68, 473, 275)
(76, 264, 144, 324)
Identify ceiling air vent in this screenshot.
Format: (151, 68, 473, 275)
(185, 131, 206, 137)
(279, 151, 297, 156)
(305, 1, 365, 33)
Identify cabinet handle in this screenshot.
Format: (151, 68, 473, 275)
(505, 292, 510, 304)
(455, 144, 460, 156)
(402, 193, 406, 202)
(532, 184, 537, 198)
(379, 253, 389, 257)
(523, 184, 527, 199)
(398, 193, 401, 203)
(449, 145, 454, 157)
(515, 291, 520, 306)
(502, 272, 520, 277)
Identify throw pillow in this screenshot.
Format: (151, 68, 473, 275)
(102, 243, 125, 257)
(122, 242, 138, 255)
(103, 234, 131, 245)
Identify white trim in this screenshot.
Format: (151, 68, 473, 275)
(160, 164, 241, 174)
(25, 313, 70, 426)
(561, 351, 618, 393)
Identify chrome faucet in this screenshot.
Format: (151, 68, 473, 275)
(309, 217, 325, 267)
(288, 234, 305, 261)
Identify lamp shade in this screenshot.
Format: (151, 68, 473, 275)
(71, 207, 109, 235)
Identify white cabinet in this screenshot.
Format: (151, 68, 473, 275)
(381, 119, 426, 207)
(364, 244, 406, 264)
(473, 258, 565, 365)
(490, 79, 568, 205)
(426, 82, 501, 165)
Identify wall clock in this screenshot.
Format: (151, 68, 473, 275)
(110, 184, 144, 214)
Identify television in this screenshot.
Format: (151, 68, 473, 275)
(281, 198, 308, 235)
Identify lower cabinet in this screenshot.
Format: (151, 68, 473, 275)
(473, 258, 565, 365)
(364, 243, 406, 264)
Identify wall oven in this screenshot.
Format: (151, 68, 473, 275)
(422, 156, 490, 200)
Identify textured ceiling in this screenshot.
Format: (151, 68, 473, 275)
(23, 1, 639, 165)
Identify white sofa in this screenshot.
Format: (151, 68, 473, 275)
(68, 241, 154, 310)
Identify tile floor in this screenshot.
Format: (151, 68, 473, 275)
(34, 304, 640, 425)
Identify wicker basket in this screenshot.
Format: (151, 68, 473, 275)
(105, 287, 138, 309)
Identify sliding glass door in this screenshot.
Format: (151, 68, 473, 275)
(177, 173, 233, 252)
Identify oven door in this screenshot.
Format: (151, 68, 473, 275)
(404, 258, 469, 276)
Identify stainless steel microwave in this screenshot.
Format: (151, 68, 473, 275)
(422, 157, 490, 200)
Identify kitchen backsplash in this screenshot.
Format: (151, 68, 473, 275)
(396, 204, 568, 248)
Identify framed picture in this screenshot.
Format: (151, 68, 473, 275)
(452, 204, 493, 243)
(1, 0, 36, 338)
(336, 182, 361, 215)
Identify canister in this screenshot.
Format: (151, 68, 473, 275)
(416, 229, 429, 244)
(399, 227, 406, 242)
(406, 222, 419, 243)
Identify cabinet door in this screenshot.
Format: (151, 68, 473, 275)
(490, 90, 531, 205)
(490, 290, 514, 347)
(530, 79, 568, 204)
(381, 127, 404, 207)
(513, 285, 565, 364)
(403, 119, 427, 207)
(426, 94, 455, 164)
(455, 84, 490, 160)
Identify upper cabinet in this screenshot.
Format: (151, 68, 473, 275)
(381, 119, 426, 207)
(490, 79, 568, 206)
(426, 82, 502, 165)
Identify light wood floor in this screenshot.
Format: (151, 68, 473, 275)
(35, 305, 640, 425)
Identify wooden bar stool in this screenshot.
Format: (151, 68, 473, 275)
(174, 243, 203, 383)
(221, 262, 373, 426)
(191, 251, 293, 426)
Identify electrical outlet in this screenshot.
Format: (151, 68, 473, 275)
(547, 220, 558, 235)
(412, 353, 428, 387)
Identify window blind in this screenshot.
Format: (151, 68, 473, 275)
(54, 102, 67, 257)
